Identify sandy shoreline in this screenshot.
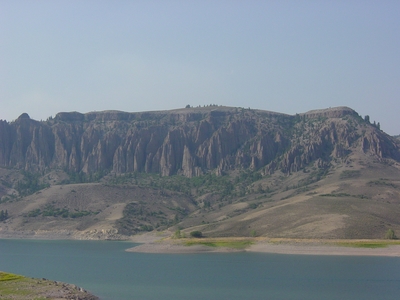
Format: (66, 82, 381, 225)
(1, 230, 400, 257)
(127, 242, 243, 253)
(126, 237, 400, 256)
(245, 241, 400, 256)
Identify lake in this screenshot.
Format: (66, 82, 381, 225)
(0, 239, 400, 299)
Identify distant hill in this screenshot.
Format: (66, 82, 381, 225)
(1, 106, 400, 240)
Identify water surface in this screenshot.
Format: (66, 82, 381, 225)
(0, 239, 399, 299)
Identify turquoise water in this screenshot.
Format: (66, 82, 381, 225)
(1, 239, 400, 299)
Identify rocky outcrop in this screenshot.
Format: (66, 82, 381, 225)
(301, 106, 358, 119)
(361, 130, 400, 161)
(1, 106, 399, 177)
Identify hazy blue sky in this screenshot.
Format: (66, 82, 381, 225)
(1, 1, 399, 135)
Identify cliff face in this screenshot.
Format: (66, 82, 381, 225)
(1, 106, 399, 176)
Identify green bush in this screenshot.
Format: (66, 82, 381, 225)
(173, 229, 181, 239)
(190, 231, 203, 238)
(385, 229, 397, 240)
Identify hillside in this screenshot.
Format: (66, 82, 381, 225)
(1, 106, 400, 240)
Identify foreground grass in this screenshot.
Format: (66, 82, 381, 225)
(182, 237, 400, 250)
(0, 272, 24, 282)
(184, 238, 254, 249)
(0, 271, 97, 300)
(334, 240, 400, 249)
(266, 238, 400, 249)
(0, 272, 40, 299)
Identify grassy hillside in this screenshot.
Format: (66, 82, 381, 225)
(1, 151, 400, 240)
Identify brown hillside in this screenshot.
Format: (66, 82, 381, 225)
(1, 106, 400, 239)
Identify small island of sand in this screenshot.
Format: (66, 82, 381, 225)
(127, 233, 400, 256)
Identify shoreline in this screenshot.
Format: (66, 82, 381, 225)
(0, 271, 99, 300)
(0, 229, 129, 241)
(245, 241, 400, 256)
(126, 237, 400, 256)
(1, 230, 400, 257)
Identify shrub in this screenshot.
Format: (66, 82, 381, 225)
(173, 229, 181, 239)
(385, 229, 397, 240)
(0, 210, 9, 221)
(190, 231, 203, 238)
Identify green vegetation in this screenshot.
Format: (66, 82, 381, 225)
(172, 229, 186, 239)
(340, 170, 361, 179)
(115, 202, 175, 235)
(0, 272, 23, 281)
(385, 229, 397, 240)
(184, 239, 253, 249)
(0, 271, 33, 299)
(15, 171, 49, 197)
(190, 231, 203, 238)
(108, 169, 272, 235)
(26, 205, 98, 218)
(0, 210, 9, 221)
(109, 169, 265, 202)
(368, 179, 397, 189)
(320, 193, 367, 199)
(297, 167, 329, 187)
(61, 169, 108, 184)
(0, 271, 96, 299)
(0, 194, 16, 204)
(335, 240, 400, 248)
(173, 229, 182, 239)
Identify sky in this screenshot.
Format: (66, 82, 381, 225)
(1, 1, 399, 135)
